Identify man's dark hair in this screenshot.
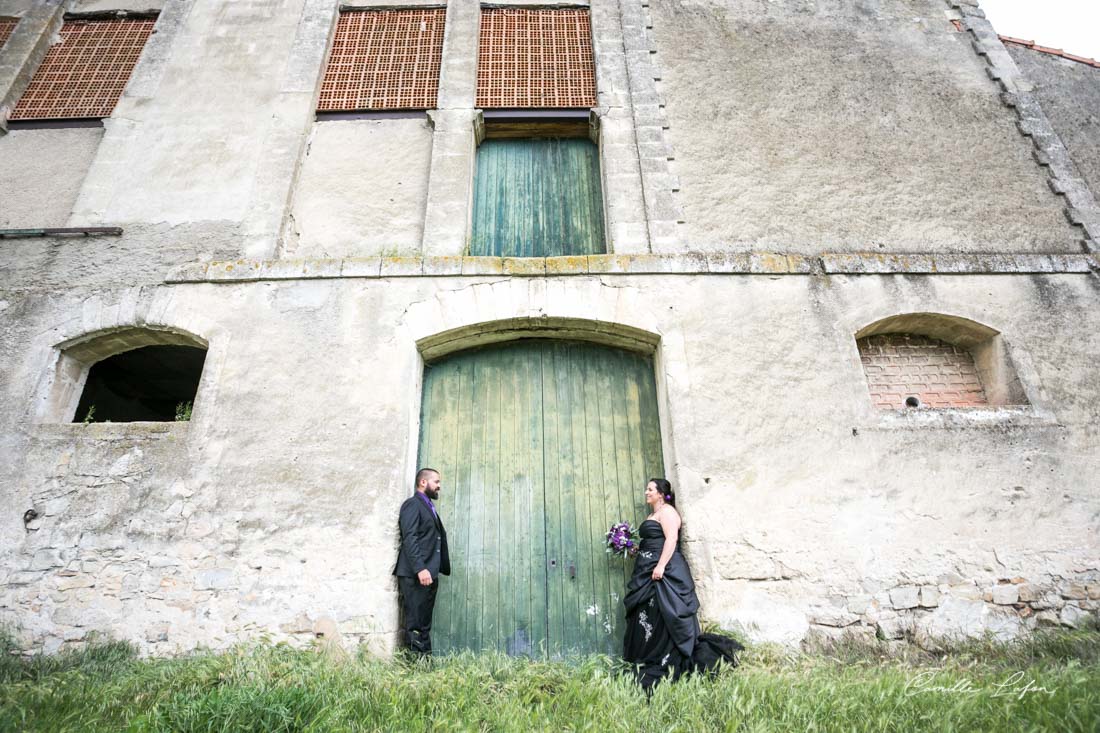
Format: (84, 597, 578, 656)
(415, 467, 439, 488)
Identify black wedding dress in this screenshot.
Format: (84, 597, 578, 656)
(623, 519, 742, 692)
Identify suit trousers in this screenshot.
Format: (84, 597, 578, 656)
(398, 575, 439, 655)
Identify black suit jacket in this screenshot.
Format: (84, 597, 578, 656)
(393, 493, 450, 579)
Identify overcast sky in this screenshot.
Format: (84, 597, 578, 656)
(981, 0, 1100, 61)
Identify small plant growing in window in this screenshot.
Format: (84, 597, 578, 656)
(175, 401, 193, 422)
(82, 405, 96, 424)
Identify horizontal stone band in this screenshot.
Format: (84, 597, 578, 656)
(164, 252, 1097, 283)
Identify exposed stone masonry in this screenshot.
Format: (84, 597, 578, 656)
(807, 574, 1100, 648)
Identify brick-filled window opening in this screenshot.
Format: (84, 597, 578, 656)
(477, 8, 597, 109)
(0, 17, 18, 49)
(318, 9, 446, 112)
(858, 334, 989, 409)
(73, 345, 207, 423)
(10, 18, 156, 121)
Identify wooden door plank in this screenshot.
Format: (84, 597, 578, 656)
(523, 345, 549, 654)
(540, 343, 566, 656)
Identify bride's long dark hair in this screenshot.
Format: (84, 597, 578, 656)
(649, 478, 676, 508)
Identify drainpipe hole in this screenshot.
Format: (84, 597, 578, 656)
(905, 396, 921, 408)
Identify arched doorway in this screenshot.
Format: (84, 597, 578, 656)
(417, 339, 664, 656)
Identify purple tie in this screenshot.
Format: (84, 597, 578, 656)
(419, 492, 437, 517)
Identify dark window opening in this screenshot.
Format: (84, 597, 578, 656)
(73, 345, 206, 423)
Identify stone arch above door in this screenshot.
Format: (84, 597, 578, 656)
(400, 279, 666, 360)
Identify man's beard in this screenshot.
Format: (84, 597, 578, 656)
(425, 487, 440, 500)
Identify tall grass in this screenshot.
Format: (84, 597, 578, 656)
(1, 628, 1098, 732)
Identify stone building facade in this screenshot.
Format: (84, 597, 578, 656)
(0, 0, 1098, 655)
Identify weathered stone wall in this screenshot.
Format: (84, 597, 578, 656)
(650, 0, 1081, 253)
(1005, 44, 1100, 210)
(0, 0, 1099, 655)
(1, 273, 1097, 652)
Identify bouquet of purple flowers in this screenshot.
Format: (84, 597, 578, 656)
(605, 521, 639, 558)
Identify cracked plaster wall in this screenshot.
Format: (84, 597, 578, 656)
(1, 274, 1097, 653)
(286, 118, 433, 259)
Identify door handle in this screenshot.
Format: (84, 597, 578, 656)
(568, 561, 576, 580)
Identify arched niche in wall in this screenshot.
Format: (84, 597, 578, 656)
(854, 313, 1028, 409)
(45, 326, 209, 423)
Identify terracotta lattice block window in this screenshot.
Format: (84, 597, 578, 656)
(858, 334, 989, 409)
(318, 9, 446, 112)
(10, 18, 155, 121)
(477, 8, 597, 108)
(0, 17, 18, 49)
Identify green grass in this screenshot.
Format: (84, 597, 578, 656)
(2, 629, 1098, 732)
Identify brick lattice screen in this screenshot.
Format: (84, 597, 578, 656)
(10, 18, 156, 121)
(318, 9, 446, 112)
(477, 8, 597, 108)
(0, 17, 18, 49)
(858, 334, 988, 409)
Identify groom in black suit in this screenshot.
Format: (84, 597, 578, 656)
(393, 467, 450, 655)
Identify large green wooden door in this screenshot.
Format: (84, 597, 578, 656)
(470, 138, 606, 257)
(417, 340, 663, 657)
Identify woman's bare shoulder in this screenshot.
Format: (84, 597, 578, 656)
(656, 505, 681, 522)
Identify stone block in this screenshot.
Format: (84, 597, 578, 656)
(810, 608, 859, 628)
(31, 549, 64, 571)
(1017, 583, 1040, 603)
(1035, 610, 1060, 627)
(889, 586, 920, 610)
(748, 252, 791, 274)
(544, 256, 589, 275)
(846, 594, 871, 615)
(1087, 585, 1100, 601)
(1031, 592, 1065, 611)
(195, 568, 235, 591)
(946, 581, 981, 598)
(1061, 583, 1088, 600)
(56, 575, 96, 591)
(991, 584, 1019, 605)
(876, 615, 909, 640)
(421, 256, 464, 276)
(502, 258, 545, 276)
(379, 257, 423, 277)
(1059, 604, 1090, 629)
(919, 586, 940, 607)
(206, 260, 263, 281)
(917, 597, 1022, 646)
(297, 259, 343, 279)
(461, 257, 504, 275)
(705, 252, 751, 273)
(340, 258, 382, 278)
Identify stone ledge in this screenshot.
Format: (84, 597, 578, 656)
(32, 422, 190, 439)
(165, 252, 1096, 283)
(820, 253, 1094, 274)
(863, 405, 1060, 432)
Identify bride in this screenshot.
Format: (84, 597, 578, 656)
(622, 478, 740, 691)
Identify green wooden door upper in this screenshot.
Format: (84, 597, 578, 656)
(417, 340, 664, 657)
(470, 138, 607, 257)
